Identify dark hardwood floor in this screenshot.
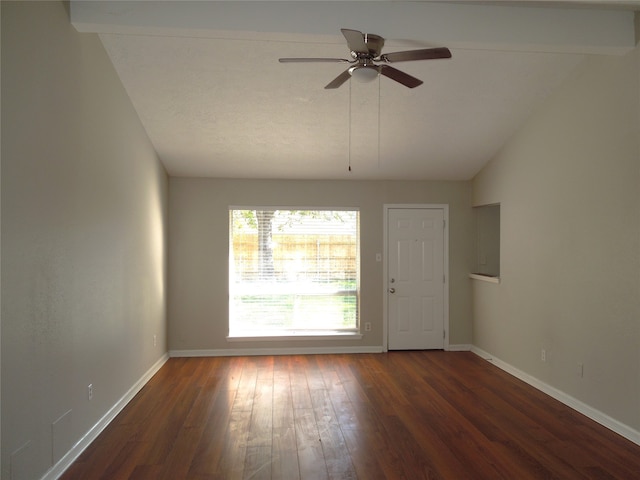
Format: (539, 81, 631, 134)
(60, 351, 640, 479)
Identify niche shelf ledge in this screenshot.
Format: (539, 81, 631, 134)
(469, 273, 501, 284)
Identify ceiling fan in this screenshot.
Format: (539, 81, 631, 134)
(279, 28, 452, 89)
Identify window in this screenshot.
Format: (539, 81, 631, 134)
(229, 208, 359, 337)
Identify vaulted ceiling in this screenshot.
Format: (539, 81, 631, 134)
(71, 1, 639, 180)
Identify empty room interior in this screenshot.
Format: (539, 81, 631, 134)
(2, 1, 640, 479)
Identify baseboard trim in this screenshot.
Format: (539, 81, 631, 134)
(445, 344, 472, 352)
(170, 346, 385, 357)
(42, 353, 170, 480)
(470, 346, 640, 447)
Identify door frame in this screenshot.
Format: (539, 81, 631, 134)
(383, 204, 450, 351)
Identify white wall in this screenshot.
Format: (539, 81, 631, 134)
(472, 44, 640, 433)
(1, 2, 168, 479)
(168, 178, 474, 353)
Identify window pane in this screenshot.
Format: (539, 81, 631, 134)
(229, 209, 359, 335)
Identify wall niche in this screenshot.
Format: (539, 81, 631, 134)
(473, 204, 500, 279)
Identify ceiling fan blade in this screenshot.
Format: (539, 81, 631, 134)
(324, 69, 352, 89)
(379, 65, 423, 88)
(279, 57, 350, 63)
(380, 47, 452, 63)
(341, 28, 368, 53)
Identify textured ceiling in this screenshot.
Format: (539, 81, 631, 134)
(72, 1, 638, 181)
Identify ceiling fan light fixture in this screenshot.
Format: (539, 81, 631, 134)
(349, 65, 379, 83)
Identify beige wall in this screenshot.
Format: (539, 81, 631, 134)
(472, 46, 640, 431)
(168, 178, 473, 352)
(1, 2, 168, 479)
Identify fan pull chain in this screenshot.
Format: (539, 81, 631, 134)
(348, 80, 352, 172)
(378, 76, 381, 170)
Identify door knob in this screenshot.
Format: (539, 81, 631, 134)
(389, 288, 395, 294)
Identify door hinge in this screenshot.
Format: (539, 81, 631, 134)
(443, 219, 446, 229)
(443, 274, 446, 284)
(443, 330, 446, 339)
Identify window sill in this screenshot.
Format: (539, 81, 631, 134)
(227, 331, 363, 342)
(469, 273, 501, 284)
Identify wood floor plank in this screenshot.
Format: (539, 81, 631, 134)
(186, 384, 236, 477)
(290, 356, 314, 410)
(126, 464, 164, 480)
(272, 361, 294, 430)
(247, 379, 273, 448)
(59, 352, 640, 480)
(244, 445, 273, 480)
(272, 357, 301, 478)
(272, 426, 300, 480)
(341, 427, 398, 480)
(310, 388, 357, 479)
(214, 408, 251, 479)
(144, 383, 201, 465)
(233, 358, 258, 413)
(95, 440, 148, 480)
(294, 408, 329, 479)
(320, 370, 359, 431)
(157, 426, 206, 480)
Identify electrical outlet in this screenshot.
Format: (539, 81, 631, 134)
(577, 363, 584, 378)
(541, 349, 546, 362)
(87, 384, 93, 401)
(364, 322, 372, 332)
(153, 334, 157, 347)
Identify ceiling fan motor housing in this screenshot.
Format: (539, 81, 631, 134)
(348, 33, 385, 81)
(350, 33, 385, 59)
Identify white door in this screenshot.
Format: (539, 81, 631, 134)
(387, 208, 445, 350)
